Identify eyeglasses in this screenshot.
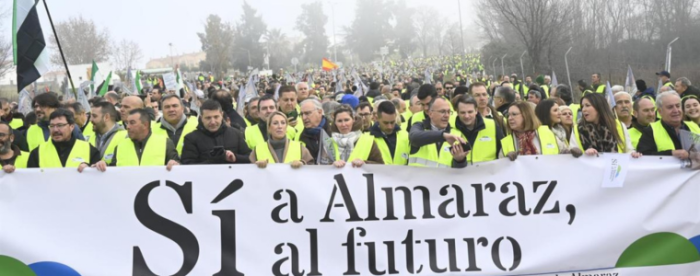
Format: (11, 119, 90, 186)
(49, 123, 69, 129)
(432, 109, 453, 115)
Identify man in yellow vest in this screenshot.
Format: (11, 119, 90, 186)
(0, 98, 23, 130)
(181, 100, 251, 164)
(408, 97, 468, 168)
(368, 101, 410, 165)
(27, 109, 101, 171)
(90, 102, 127, 164)
(0, 122, 30, 172)
(278, 85, 304, 134)
(614, 92, 633, 128)
(244, 96, 260, 127)
(110, 109, 179, 169)
(656, 70, 675, 90)
(453, 96, 504, 163)
(591, 73, 606, 93)
(65, 102, 94, 142)
(628, 97, 656, 149)
(245, 95, 295, 149)
(120, 96, 145, 126)
(405, 84, 436, 132)
(26, 93, 85, 151)
(637, 92, 700, 157)
(152, 94, 198, 155)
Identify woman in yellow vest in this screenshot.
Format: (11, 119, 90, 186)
(249, 112, 313, 168)
(328, 105, 384, 168)
(535, 99, 570, 150)
(682, 96, 700, 128)
(500, 101, 561, 159)
(569, 93, 640, 157)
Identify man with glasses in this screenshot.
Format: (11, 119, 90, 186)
(0, 122, 29, 172)
(26, 93, 85, 151)
(27, 109, 101, 171)
(356, 102, 374, 132)
(408, 97, 467, 168)
(444, 83, 455, 98)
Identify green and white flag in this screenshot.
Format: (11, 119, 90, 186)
(97, 71, 112, 96)
(176, 68, 184, 91)
(134, 70, 142, 94)
(90, 60, 100, 94)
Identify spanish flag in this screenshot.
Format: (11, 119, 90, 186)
(322, 58, 338, 71)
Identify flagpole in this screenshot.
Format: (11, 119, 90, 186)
(42, 0, 77, 98)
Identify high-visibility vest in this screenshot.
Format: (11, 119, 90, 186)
(9, 118, 24, 129)
(515, 83, 530, 95)
(198, 76, 205, 82)
(89, 129, 128, 164)
(331, 133, 375, 162)
(542, 85, 550, 98)
(501, 126, 559, 156)
(115, 135, 167, 167)
(373, 130, 410, 165)
(38, 139, 91, 168)
(663, 81, 675, 90)
(82, 122, 95, 142)
(650, 121, 700, 152)
(27, 124, 48, 151)
(570, 104, 581, 124)
(253, 140, 302, 164)
(573, 120, 627, 153)
(244, 117, 252, 127)
(409, 112, 426, 128)
(408, 134, 454, 168)
(152, 117, 198, 155)
(451, 118, 498, 163)
(14, 151, 29, 169)
(628, 127, 643, 150)
(595, 84, 606, 93)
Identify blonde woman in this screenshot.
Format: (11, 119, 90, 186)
(250, 111, 314, 168)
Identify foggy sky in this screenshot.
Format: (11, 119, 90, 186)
(2, 0, 476, 68)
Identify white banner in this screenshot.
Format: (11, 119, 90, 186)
(1, 155, 700, 276)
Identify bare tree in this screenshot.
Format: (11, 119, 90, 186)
(112, 39, 143, 71)
(50, 16, 111, 65)
(413, 7, 439, 57)
(0, 7, 12, 79)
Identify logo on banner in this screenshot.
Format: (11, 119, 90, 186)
(0, 255, 80, 276)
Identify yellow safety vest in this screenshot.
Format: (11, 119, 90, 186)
(628, 127, 643, 150)
(82, 122, 95, 142)
(663, 81, 675, 90)
(452, 118, 498, 163)
(115, 135, 167, 167)
(331, 133, 375, 162)
(9, 118, 24, 129)
(409, 112, 426, 128)
(373, 130, 410, 165)
(244, 117, 252, 127)
(650, 121, 700, 152)
(38, 139, 91, 168)
(542, 85, 550, 98)
(27, 124, 48, 151)
(570, 104, 581, 124)
(408, 134, 454, 168)
(246, 124, 297, 150)
(515, 83, 530, 95)
(501, 126, 559, 156)
(595, 84, 606, 93)
(14, 151, 29, 169)
(89, 129, 128, 164)
(152, 117, 198, 155)
(573, 120, 627, 153)
(253, 140, 302, 164)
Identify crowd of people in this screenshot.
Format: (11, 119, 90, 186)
(1, 54, 699, 173)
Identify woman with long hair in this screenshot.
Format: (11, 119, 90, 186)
(559, 105, 574, 142)
(249, 111, 314, 168)
(535, 99, 569, 151)
(328, 104, 384, 168)
(500, 102, 562, 160)
(682, 96, 700, 128)
(570, 93, 640, 157)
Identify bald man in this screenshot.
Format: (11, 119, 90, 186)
(104, 91, 120, 106)
(120, 96, 145, 125)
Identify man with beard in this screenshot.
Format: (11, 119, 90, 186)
(65, 102, 94, 142)
(152, 94, 198, 155)
(211, 90, 247, 130)
(0, 122, 29, 172)
(26, 93, 85, 151)
(27, 109, 102, 171)
(181, 100, 251, 164)
(628, 97, 656, 149)
(614, 92, 633, 127)
(0, 98, 28, 151)
(244, 96, 260, 127)
(110, 109, 179, 169)
(90, 102, 127, 164)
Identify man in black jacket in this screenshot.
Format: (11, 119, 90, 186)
(211, 90, 247, 130)
(180, 100, 251, 164)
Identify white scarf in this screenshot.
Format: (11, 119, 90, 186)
(331, 130, 362, 161)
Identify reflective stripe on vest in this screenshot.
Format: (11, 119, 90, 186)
(27, 124, 47, 151)
(116, 135, 167, 167)
(373, 130, 410, 165)
(254, 140, 302, 164)
(38, 139, 91, 168)
(500, 126, 559, 155)
(573, 120, 626, 153)
(15, 151, 29, 169)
